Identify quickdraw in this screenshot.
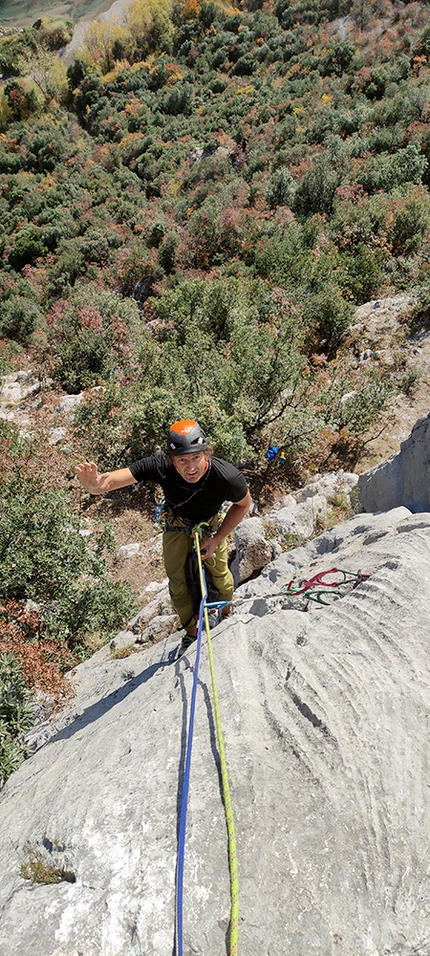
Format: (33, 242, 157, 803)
(284, 567, 371, 604)
(153, 500, 166, 530)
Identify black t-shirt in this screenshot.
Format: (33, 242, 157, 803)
(129, 454, 248, 522)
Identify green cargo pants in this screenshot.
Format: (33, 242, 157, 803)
(162, 529, 234, 628)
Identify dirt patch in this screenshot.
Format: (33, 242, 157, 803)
(57, 0, 134, 62)
(0, 0, 120, 27)
(76, 484, 167, 599)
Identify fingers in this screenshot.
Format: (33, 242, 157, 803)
(200, 539, 216, 559)
(75, 461, 97, 475)
(75, 462, 99, 490)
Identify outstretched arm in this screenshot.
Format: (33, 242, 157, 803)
(200, 490, 252, 559)
(75, 462, 137, 495)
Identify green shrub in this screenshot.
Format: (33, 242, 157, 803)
(0, 652, 33, 732)
(302, 285, 354, 355)
(72, 384, 137, 469)
(73, 278, 305, 467)
(414, 23, 430, 58)
(0, 476, 136, 649)
(0, 339, 23, 377)
(319, 41, 355, 76)
(341, 243, 386, 304)
(0, 653, 33, 789)
(158, 232, 179, 273)
(7, 225, 47, 271)
(150, 277, 306, 461)
(33, 17, 74, 51)
(0, 31, 33, 76)
(388, 190, 430, 255)
(329, 369, 395, 435)
(400, 367, 421, 397)
(357, 144, 428, 193)
(252, 223, 310, 286)
(47, 239, 86, 295)
(231, 53, 256, 76)
(0, 297, 44, 344)
(3, 81, 39, 122)
(0, 722, 30, 788)
(47, 284, 148, 393)
(293, 158, 340, 217)
(265, 167, 296, 208)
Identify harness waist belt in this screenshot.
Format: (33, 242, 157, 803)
(164, 510, 223, 536)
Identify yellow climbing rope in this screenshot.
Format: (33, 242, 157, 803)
(194, 531, 239, 956)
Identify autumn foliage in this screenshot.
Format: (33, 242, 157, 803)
(0, 601, 74, 710)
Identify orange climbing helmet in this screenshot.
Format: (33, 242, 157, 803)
(168, 419, 208, 456)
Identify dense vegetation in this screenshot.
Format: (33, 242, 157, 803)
(0, 0, 430, 781)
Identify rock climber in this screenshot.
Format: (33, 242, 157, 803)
(75, 419, 252, 653)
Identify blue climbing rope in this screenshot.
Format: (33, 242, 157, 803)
(175, 586, 206, 956)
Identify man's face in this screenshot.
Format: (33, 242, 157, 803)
(172, 451, 208, 483)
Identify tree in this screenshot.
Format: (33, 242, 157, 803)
(0, 296, 44, 345)
(79, 20, 128, 75)
(301, 285, 353, 356)
(46, 283, 149, 392)
(293, 158, 340, 218)
(0, 467, 135, 648)
(7, 225, 47, 271)
(150, 277, 307, 461)
(123, 0, 176, 59)
(265, 167, 296, 208)
(3, 80, 39, 122)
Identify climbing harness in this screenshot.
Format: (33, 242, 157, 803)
(157, 504, 223, 537)
(175, 528, 238, 956)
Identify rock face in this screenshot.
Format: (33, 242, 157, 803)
(230, 515, 275, 583)
(232, 470, 358, 584)
(0, 370, 41, 407)
(264, 471, 358, 542)
(0, 508, 429, 956)
(359, 412, 430, 512)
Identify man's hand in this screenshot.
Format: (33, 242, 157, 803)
(200, 492, 252, 560)
(75, 462, 137, 495)
(75, 462, 108, 494)
(200, 536, 219, 560)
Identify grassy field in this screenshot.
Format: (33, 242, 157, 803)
(0, 0, 114, 26)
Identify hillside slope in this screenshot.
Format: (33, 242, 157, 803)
(1, 0, 429, 472)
